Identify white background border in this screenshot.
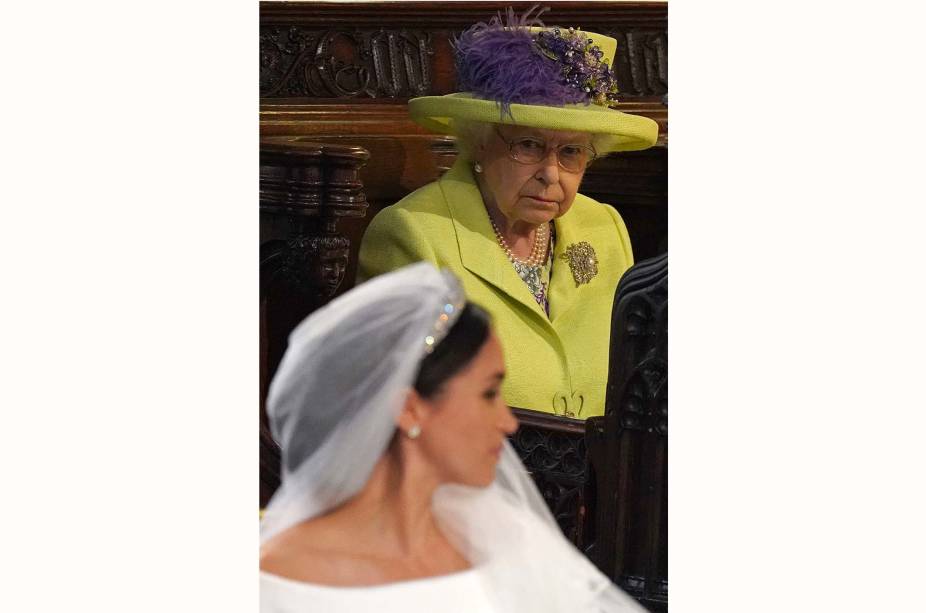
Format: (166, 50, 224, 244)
(3, 1, 925, 611)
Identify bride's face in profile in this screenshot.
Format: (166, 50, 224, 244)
(418, 332, 519, 487)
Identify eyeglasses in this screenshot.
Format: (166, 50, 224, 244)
(494, 127, 598, 173)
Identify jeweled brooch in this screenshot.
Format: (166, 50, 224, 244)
(561, 242, 599, 286)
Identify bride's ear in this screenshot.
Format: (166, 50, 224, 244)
(396, 387, 430, 434)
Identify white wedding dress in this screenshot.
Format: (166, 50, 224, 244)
(260, 264, 647, 613)
(260, 568, 498, 612)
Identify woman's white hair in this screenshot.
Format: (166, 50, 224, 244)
(450, 118, 494, 160)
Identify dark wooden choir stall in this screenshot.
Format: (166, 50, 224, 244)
(259, 2, 668, 610)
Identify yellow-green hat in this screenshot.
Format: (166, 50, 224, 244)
(408, 12, 658, 153)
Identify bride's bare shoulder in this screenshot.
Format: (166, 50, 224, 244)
(259, 517, 375, 586)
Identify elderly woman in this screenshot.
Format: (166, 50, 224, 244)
(359, 11, 658, 418)
(259, 262, 644, 612)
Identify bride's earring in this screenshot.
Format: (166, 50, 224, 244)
(473, 161, 483, 174)
(407, 424, 422, 439)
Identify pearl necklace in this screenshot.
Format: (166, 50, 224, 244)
(490, 218, 549, 268)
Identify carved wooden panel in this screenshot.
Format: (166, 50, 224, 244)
(260, 27, 435, 99)
(260, 1, 668, 103)
(261, 140, 370, 219)
(585, 253, 668, 612)
(509, 409, 589, 547)
(259, 140, 371, 508)
(582, 147, 668, 267)
(607, 30, 668, 98)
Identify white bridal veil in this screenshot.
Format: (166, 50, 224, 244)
(261, 262, 644, 612)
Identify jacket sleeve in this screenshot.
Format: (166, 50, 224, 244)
(603, 203, 634, 268)
(357, 206, 439, 284)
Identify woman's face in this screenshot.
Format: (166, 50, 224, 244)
(417, 332, 519, 487)
(476, 124, 593, 227)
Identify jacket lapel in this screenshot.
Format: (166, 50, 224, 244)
(439, 160, 552, 323)
(548, 209, 586, 324)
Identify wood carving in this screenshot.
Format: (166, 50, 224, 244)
(259, 140, 371, 508)
(260, 27, 434, 99)
(606, 30, 668, 97)
(585, 253, 668, 612)
(509, 409, 589, 547)
(260, 2, 668, 104)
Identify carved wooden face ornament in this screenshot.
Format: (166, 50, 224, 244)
(310, 248, 349, 296)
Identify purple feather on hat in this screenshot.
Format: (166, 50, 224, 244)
(452, 5, 589, 118)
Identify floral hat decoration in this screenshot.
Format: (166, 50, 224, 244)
(408, 6, 659, 153)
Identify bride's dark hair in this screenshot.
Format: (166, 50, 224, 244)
(414, 302, 491, 398)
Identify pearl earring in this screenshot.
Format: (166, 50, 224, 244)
(473, 162, 483, 174)
(407, 424, 421, 439)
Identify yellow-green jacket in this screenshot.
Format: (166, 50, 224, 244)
(358, 159, 633, 418)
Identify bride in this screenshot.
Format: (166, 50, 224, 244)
(259, 262, 644, 612)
